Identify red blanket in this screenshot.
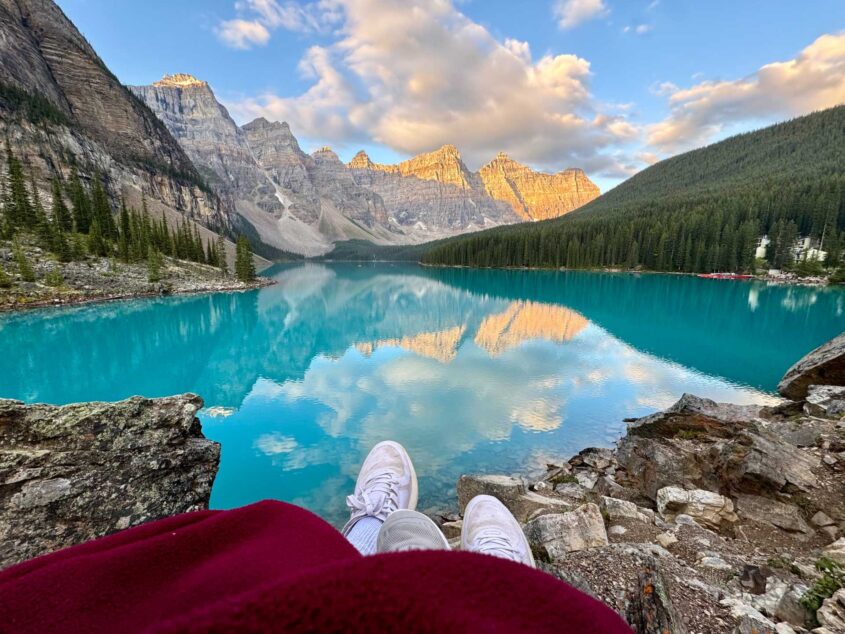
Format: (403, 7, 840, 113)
(0, 500, 631, 632)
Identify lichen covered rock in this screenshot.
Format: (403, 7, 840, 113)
(0, 394, 220, 569)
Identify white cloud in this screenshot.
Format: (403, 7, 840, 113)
(225, 0, 640, 177)
(553, 0, 608, 30)
(238, 0, 328, 31)
(216, 19, 271, 49)
(217, 0, 342, 48)
(254, 433, 298, 455)
(648, 31, 845, 154)
(650, 80, 678, 96)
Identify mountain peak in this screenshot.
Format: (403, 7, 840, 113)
(479, 155, 600, 221)
(153, 73, 208, 88)
(243, 118, 292, 133)
(312, 146, 340, 161)
(433, 144, 461, 159)
(489, 151, 522, 167)
(349, 150, 373, 169)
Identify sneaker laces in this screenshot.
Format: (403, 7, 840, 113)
(346, 468, 401, 521)
(472, 527, 523, 563)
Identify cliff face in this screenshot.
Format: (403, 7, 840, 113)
(308, 147, 389, 228)
(240, 120, 395, 252)
(240, 118, 320, 223)
(478, 153, 600, 221)
(0, 0, 225, 228)
(349, 146, 600, 227)
(130, 75, 277, 215)
(348, 146, 520, 231)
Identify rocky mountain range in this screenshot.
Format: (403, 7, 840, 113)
(131, 74, 600, 256)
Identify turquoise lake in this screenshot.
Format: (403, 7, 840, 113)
(1, 264, 843, 524)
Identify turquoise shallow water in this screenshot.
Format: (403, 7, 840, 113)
(1, 264, 843, 523)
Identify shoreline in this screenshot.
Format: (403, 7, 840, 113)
(417, 262, 836, 287)
(441, 334, 845, 632)
(277, 258, 836, 288)
(0, 277, 275, 314)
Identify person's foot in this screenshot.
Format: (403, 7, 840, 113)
(461, 495, 535, 567)
(376, 510, 450, 553)
(342, 441, 418, 536)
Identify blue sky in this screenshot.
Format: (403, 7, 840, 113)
(57, 0, 845, 190)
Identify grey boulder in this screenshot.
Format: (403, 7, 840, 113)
(656, 486, 738, 531)
(778, 332, 845, 400)
(734, 494, 812, 535)
(523, 503, 608, 561)
(0, 394, 220, 569)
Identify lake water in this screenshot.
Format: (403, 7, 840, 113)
(1, 264, 843, 524)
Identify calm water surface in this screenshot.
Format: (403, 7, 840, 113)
(1, 264, 843, 523)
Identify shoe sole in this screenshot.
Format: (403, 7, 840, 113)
(462, 494, 536, 568)
(377, 509, 450, 552)
(369, 440, 419, 511)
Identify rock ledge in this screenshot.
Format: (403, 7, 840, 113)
(0, 394, 220, 569)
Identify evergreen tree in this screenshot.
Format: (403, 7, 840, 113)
(0, 265, 11, 288)
(30, 176, 53, 250)
(12, 239, 35, 282)
(147, 247, 163, 283)
(827, 231, 844, 267)
(205, 239, 216, 267)
(87, 217, 108, 257)
(90, 175, 117, 239)
(193, 225, 204, 263)
(44, 268, 64, 287)
(235, 235, 256, 282)
(118, 199, 131, 262)
(217, 233, 228, 275)
(158, 211, 174, 256)
(5, 142, 33, 231)
(52, 222, 72, 262)
(67, 169, 91, 233)
(51, 179, 72, 233)
(70, 233, 87, 260)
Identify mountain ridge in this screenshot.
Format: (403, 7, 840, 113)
(131, 73, 600, 256)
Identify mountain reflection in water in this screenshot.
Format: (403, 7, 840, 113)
(0, 263, 842, 523)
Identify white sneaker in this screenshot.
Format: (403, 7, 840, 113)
(377, 510, 450, 553)
(461, 495, 535, 568)
(342, 441, 418, 536)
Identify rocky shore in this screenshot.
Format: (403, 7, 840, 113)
(0, 240, 272, 312)
(443, 332, 845, 633)
(0, 394, 220, 568)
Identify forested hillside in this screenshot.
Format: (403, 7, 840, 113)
(321, 239, 440, 261)
(423, 106, 845, 273)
